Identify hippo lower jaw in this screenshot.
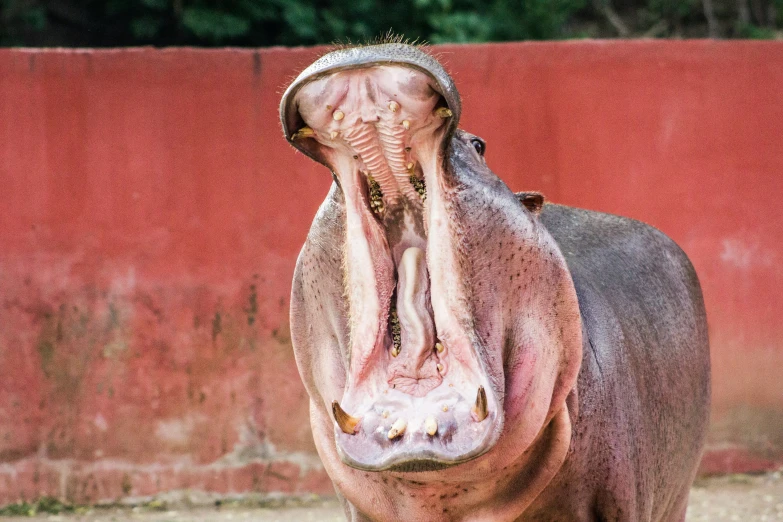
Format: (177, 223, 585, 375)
(287, 62, 506, 470)
(332, 299, 504, 472)
(334, 379, 502, 472)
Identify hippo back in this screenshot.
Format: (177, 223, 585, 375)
(535, 203, 710, 521)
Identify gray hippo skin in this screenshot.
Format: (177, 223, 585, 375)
(280, 41, 710, 521)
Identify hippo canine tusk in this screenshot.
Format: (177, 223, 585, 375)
(387, 418, 407, 439)
(292, 127, 315, 140)
(472, 386, 488, 422)
(332, 401, 360, 434)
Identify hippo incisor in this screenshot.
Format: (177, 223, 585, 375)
(279, 39, 710, 522)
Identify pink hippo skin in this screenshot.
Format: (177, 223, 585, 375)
(279, 41, 710, 522)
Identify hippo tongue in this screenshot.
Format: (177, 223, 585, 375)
(388, 247, 439, 396)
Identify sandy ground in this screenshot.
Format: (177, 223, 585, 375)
(2, 472, 781, 521)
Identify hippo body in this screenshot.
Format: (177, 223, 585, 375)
(281, 41, 710, 521)
(526, 204, 710, 521)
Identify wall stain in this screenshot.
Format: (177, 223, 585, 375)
(252, 51, 262, 76)
(121, 474, 132, 495)
(212, 312, 222, 342)
(245, 284, 258, 326)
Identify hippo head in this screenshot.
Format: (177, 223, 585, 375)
(281, 43, 582, 475)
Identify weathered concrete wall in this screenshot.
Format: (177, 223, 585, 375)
(0, 41, 781, 504)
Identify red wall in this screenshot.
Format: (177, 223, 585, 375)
(0, 41, 781, 504)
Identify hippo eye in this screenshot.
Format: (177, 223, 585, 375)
(470, 137, 485, 156)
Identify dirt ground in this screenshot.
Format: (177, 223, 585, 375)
(2, 472, 781, 521)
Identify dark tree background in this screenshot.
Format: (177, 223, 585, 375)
(1, 0, 781, 47)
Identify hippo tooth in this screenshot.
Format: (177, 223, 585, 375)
(292, 127, 314, 140)
(333, 110, 344, 121)
(389, 101, 400, 112)
(471, 386, 488, 422)
(387, 418, 407, 439)
(332, 401, 360, 434)
(424, 416, 438, 436)
(435, 342, 444, 353)
(330, 131, 338, 139)
(402, 119, 410, 129)
(436, 363, 444, 373)
(434, 107, 453, 118)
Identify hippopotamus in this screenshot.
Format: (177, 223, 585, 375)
(279, 41, 710, 521)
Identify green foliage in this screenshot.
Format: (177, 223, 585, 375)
(131, 14, 165, 39)
(182, 7, 251, 40)
(0, 497, 74, 516)
(0, 0, 585, 46)
(0, 0, 781, 47)
(647, 0, 698, 20)
(419, 0, 586, 42)
(737, 22, 778, 38)
(427, 11, 495, 43)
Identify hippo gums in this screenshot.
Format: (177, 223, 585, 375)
(280, 40, 710, 521)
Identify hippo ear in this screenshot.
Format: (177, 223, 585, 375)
(516, 192, 545, 216)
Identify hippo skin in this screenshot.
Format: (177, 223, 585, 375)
(280, 41, 710, 521)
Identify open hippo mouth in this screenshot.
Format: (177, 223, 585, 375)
(280, 45, 503, 471)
